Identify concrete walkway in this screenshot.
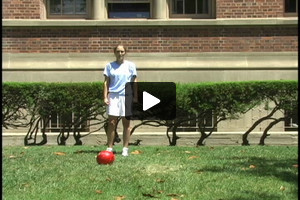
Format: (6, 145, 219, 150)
(2, 132, 298, 146)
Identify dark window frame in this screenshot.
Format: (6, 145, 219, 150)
(47, 0, 90, 19)
(284, 0, 298, 16)
(107, 0, 152, 19)
(176, 111, 217, 132)
(170, 0, 215, 19)
(43, 112, 89, 133)
(284, 108, 298, 132)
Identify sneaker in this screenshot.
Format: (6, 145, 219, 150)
(106, 147, 116, 154)
(122, 147, 129, 157)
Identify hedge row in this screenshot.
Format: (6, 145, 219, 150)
(2, 80, 298, 146)
(176, 80, 298, 145)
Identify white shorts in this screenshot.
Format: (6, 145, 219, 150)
(107, 93, 132, 117)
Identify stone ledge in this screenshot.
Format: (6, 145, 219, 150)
(2, 18, 298, 27)
(2, 131, 298, 136)
(2, 132, 298, 146)
(2, 52, 298, 70)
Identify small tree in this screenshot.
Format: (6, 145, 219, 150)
(187, 82, 263, 146)
(242, 81, 298, 145)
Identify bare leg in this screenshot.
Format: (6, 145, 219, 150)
(107, 116, 118, 148)
(122, 117, 131, 148)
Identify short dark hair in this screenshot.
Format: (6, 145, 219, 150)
(113, 44, 127, 53)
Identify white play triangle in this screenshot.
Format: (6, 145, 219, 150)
(143, 91, 160, 111)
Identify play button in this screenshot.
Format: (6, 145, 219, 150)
(143, 91, 160, 111)
(125, 82, 176, 120)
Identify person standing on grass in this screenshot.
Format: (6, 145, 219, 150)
(103, 44, 138, 156)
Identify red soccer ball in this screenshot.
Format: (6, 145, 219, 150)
(96, 150, 115, 165)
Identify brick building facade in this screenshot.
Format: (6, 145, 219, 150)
(2, 0, 298, 134)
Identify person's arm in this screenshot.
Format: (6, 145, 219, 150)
(103, 75, 110, 105)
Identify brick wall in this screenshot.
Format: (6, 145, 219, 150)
(2, 0, 297, 53)
(216, 0, 284, 18)
(2, 27, 298, 53)
(2, 0, 287, 20)
(2, 0, 41, 19)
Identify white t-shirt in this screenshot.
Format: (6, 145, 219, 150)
(103, 60, 137, 95)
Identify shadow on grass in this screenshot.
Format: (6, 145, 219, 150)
(73, 150, 124, 155)
(226, 189, 297, 200)
(200, 156, 298, 200)
(201, 156, 297, 181)
(73, 150, 100, 154)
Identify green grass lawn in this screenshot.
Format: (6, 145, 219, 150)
(3, 145, 298, 200)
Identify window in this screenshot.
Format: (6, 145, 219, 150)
(284, 108, 298, 131)
(176, 113, 198, 132)
(107, 0, 151, 18)
(47, 0, 89, 19)
(177, 111, 216, 132)
(170, 0, 214, 18)
(44, 112, 89, 132)
(284, 0, 298, 16)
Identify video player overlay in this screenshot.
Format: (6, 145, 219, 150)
(125, 82, 176, 120)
